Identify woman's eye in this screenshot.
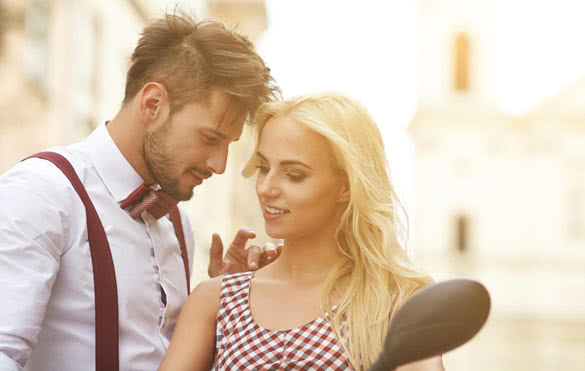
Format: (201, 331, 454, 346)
(256, 165, 269, 174)
(287, 173, 305, 182)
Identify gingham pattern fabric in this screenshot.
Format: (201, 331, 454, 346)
(212, 272, 353, 370)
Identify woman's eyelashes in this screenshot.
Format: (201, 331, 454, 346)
(286, 171, 306, 182)
(255, 164, 307, 182)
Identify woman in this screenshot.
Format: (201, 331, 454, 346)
(159, 93, 444, 370)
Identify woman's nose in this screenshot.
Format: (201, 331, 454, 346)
(257, 175, 280, 198)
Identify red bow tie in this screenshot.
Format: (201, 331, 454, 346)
(120, 184, 179, 220)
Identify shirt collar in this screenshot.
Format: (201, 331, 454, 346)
(83, 122, 144, 203)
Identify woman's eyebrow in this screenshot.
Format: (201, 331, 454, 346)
(256, 152, 312, 170)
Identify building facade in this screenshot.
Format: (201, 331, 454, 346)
(410, 1, 585, 370)
(0, 0, 164, 173)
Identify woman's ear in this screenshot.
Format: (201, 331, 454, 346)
(337, 181, 350, 203)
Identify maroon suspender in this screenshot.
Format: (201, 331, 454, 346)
(28, 151, 190, 371)
(169, 207, 190, 293)
(30, 151, 119, 371)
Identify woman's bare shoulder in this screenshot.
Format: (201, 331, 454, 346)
(182, 275, 224, 320)
(192, 275, 223, 297)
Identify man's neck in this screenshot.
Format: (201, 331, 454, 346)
(106, 108, 153, 184)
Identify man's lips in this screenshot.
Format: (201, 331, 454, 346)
(188, 170, 205, 185)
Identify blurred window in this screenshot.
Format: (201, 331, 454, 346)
(455, 214, 469, 253)
(454, 33, 470, 92)
(24, 0, 50, 93)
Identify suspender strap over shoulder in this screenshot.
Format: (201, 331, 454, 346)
(28, 151, 119, 371)
(27, 151, 191, 371)
(169, 207, 190, 293)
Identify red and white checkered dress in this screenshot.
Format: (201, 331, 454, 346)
(212, 272, 353, 370)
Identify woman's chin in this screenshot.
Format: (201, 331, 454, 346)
(264, 226, 286, 240)
(265, 231, 282, 239)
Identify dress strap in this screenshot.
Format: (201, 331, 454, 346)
(219, 272, 254, 305)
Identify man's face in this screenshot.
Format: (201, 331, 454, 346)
(142, 90, 245, 200)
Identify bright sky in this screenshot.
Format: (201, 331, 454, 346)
(258, 0, 418, 207)
(256, 0, 585, 210)
(165, 0, 585, 214)
(495, 0, 585, 114)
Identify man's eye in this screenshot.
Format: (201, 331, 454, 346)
(203, 135, 220, 144)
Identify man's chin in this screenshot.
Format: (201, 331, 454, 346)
(180, 190, 194, 201)
(160, 183, 193, 202)
(171, 188, 194, 201)
(175, 185, 195, 201)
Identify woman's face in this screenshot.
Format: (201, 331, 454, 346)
(255, 114, 347, 241)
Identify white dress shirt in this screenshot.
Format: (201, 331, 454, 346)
(0, 123, 195, 371)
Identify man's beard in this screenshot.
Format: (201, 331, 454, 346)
(142, 121, 193, 201)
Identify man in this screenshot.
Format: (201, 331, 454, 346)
(0, 13, 280, 371)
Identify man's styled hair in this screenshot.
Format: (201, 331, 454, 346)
(123, 13, 280, 121)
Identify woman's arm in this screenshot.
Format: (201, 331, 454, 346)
(159, 276, 223, 371)
(396, 355, 445, 371)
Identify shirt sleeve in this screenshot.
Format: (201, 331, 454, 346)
(0, 158, 77, 369)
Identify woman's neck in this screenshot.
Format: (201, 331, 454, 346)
(271, 233, 345, 285)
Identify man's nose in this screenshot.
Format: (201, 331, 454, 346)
(207, 147, 228, 174)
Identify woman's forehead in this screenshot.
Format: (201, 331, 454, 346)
(259, 115, 332, 164)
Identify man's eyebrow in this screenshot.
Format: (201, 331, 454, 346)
(256, 152, 313, 170)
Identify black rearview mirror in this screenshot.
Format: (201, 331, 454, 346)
(368, 279, 491, 370)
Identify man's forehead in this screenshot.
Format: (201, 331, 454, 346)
(208, 121, 244, 142)
(207, 90, 247, 138)
(217, 105, 247, 134)
(185, 89, 246, 140)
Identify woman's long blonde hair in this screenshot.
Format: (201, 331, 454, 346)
(243, 93, 432, 370)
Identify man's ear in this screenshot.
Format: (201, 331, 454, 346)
(337, 181, 350, 203)
(138, 82, 169, 124)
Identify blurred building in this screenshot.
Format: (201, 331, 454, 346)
(410, 1, 585, 370)
(0, 0, 166, 173)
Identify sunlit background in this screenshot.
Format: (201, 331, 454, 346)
(1, 0, 584, 370)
